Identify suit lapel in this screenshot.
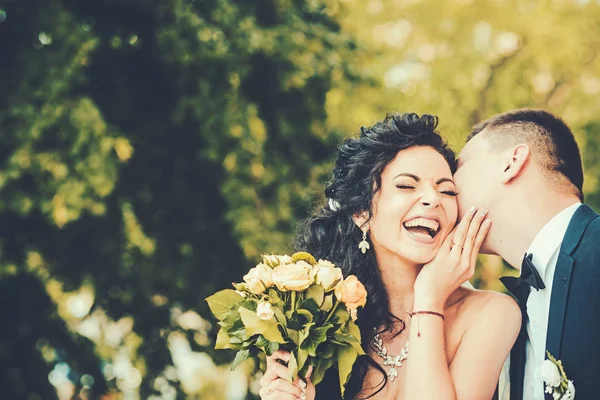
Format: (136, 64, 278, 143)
(545, 251, 573, 359)
(543, 205, 598, 400)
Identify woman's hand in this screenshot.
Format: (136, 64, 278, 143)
(259, 350, 315, 400)
(414, 206, 491, 310)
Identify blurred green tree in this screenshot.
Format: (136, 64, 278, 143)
(0, 0, 356, 398)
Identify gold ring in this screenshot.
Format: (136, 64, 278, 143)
(452, 242, 463, 249)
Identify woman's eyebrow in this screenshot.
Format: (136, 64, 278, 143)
(393, 173, 419, 181)
(436, 177, 455, 185)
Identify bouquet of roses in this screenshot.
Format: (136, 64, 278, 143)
(206, 252, 367, 396)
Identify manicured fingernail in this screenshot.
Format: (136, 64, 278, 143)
(484, 219, 492, 226)
(469, 206, 477, 214)
(299, 380, 307, 389)
(480, 208, 488, 216)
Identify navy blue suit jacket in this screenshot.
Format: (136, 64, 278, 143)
(509, 204, 600, 400)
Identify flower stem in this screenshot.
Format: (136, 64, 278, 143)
(291, 291, 297, 313)
(324, 300, 340, 324)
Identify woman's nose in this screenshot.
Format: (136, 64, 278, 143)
(421, 188, 441, 208)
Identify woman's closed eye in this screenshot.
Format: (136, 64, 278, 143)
(396, 184, 458, 197)
(440, 189, 458, 197)
(395, 184, 415, 190)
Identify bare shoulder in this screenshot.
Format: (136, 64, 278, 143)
(455, 288, 521, 336)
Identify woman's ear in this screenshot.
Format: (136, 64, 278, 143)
(501, 144, 530, 184)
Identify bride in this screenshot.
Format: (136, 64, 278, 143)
(258, 113, 520, 400)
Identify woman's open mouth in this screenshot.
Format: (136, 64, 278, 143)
(402, 217, 441, 243)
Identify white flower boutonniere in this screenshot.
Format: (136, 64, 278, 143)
(539, 351, 575, 400)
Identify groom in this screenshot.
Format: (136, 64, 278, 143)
(454, 109, 600, 400)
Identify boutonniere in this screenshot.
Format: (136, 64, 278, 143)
(539, 351, 575, 400)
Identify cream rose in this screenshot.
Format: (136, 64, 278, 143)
(242, 263, 273, 294)
(272, 262, 313, 291)
(314, 260, 343, 291)
(335, 275, 367, 309)
(261, 254, 294, 268)
(277, 255, 293, 265)
(539, 359, 562, 388)
(256, 301, 275, 321)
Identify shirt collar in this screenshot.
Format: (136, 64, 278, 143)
(525, 202, 582, 279)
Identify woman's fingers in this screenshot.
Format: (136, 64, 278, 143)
(266, 350, 290, 368)
(469, 218, 492, 268)
(268, 378, 304, 397)
(460, 208, 488, 261)
(260, 362, 291, 387)
(259, 388, 300, 400)
(449, 206, 477, 256)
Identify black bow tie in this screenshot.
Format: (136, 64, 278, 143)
(501, 253, 546, 303)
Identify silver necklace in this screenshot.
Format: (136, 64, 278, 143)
(372, 328, 409, 382)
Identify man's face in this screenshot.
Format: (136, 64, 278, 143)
(454, 132, 501, 220)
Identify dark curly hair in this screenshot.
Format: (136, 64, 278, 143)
(295, 113, 456, 399)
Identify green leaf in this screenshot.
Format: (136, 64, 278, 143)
(240, 299, 258, 311)
(206, 289, 244, 320)
(287, 328, 300, 346)
(319, 343, 336, 359)
(337, 345, 358, 397)
(267, 288, 282, 304)
(265, 340, 280, 356)
(311, 357, 335, 387)
(346, 320, 365, 355)
(288, 350, 299, 382)
(231, 349, 250, 371)
(273, 306, 287, 326)
(332, 305, 349, 325)
(239, 306, 285, 343)
(255, 335, 280, 356)
(255, 335, 269, 349)
(297, 348, 309, 373)
(232, 282, 247, 292)
(320, 294, 334, 312)
(305, 284, 324, 307)
(300, 298, 320, 314)
(333, 332, 357, 344)
(215, 327, 237, 350)
(220, 309, 243, 332)
(296, 308, 314, 324)
(301, 324, 332, 357)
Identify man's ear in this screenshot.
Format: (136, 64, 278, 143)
(501, 144, 530, 184)
(352, 211, 370, 231)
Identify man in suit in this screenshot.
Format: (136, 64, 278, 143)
(453, 109, 600, 400)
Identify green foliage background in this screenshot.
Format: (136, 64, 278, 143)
(0, 0, 598, 398)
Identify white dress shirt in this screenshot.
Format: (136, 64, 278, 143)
(522, 202, 581, 399)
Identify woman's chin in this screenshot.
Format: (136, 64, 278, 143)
(401, 250, 438, 265)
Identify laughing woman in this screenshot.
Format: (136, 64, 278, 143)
(259, 113, 520, 400)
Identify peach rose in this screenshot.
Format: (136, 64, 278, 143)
(335, 275, 367, 309)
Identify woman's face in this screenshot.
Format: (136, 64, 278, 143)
(361, 146, 458, 265)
